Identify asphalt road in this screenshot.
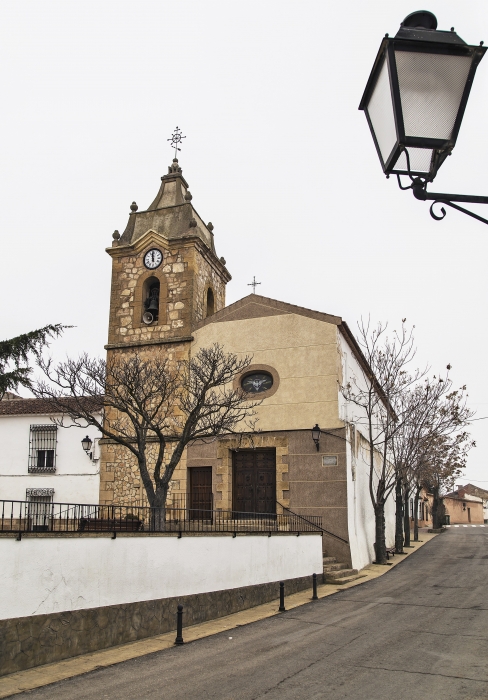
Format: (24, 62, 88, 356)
(14, 529, 488, 700)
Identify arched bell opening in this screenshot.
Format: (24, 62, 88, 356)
(142, 277, 160, 325)
(206, 287, 215, 318)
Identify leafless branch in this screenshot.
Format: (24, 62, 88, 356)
(34, 344, 260, 509)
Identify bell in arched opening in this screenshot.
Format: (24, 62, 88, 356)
(142, 279, 160, 325)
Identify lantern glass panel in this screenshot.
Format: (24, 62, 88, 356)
(395, 51, 472, 140)
(366, 58, 397, 165)
(81, 436, 92, 451)
(393, 147, 433, 173)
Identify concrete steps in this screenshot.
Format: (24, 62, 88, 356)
(323, 563, 344, 572)
(322, 556, 337, 564)
(328, 573, 362, 585)
(323, 555, 361, 584)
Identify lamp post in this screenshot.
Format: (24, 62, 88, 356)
(359, 11, 488, 224)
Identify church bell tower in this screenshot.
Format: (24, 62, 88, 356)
(99, 157, 231, 506)
(107, 158, 230, 347)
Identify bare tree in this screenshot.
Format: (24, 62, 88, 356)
(35, 344, 259, 525)
(341, 319, 424, 565)
(390, 369, 473, 548)
(390, 383, 427, 553)
(422, 431, 474, 530)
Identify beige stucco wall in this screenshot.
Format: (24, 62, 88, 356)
(444, 497, 484, 524)
(192, 313, 343, 432)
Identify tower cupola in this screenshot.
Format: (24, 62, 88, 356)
(117, 159, 218, 256)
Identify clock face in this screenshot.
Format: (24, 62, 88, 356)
(241, 372, 273, 394)
(144, 249, 163, 270)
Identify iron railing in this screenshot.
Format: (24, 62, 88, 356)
(165, 492, 214, 511)
(0, 499, 323, 536)
(131, 492, 213, 510)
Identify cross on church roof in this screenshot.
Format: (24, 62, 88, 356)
(248, 276, 261, 294)
(168, 126, 186, 159)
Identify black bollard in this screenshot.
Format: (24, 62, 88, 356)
(312, 572, 318, 600)
(279, 581, 286, 612)
(175, 604, 184, 645)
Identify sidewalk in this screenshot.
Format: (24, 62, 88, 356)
(0, 531, 437, 699)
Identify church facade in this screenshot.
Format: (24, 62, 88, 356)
(99, 159, 394, 570)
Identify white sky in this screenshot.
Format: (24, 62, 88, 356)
(1, 0, 487, 485)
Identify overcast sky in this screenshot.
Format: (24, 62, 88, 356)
(1, 0, 487, 485)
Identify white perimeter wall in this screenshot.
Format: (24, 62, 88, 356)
(0, 533, 323, 620)
(338, 332, 395, 571)
(0, 414, 101, 504)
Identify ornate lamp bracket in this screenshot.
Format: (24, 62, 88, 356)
(396, 148, 488, 225)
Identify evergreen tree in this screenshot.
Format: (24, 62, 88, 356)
(0, 324, 67, 399)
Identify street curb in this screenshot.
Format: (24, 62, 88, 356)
(0, 530, 438, 699)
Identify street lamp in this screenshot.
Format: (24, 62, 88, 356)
(81, 435, 93, 456)
(312, 424, 321, 452)
(359, 11, 488, 224)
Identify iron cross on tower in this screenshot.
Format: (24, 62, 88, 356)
(168, 126, 186, 159)
(248, 276, 261, 294)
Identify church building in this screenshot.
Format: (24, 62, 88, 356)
(100, 157, 394, 570)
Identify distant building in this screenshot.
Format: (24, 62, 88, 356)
(462, 483, 488, 523)
(443, 487, 484, 525)
(0, 396, 102, 505)
(408, 488, 431, 528)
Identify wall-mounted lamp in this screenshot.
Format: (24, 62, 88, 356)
(81, 435, 93, 459)
(312, 424, 321, 452)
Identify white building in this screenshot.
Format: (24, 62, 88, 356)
(0, 396, 102, 506)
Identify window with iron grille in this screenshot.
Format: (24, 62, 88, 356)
(28, 425, 57, 472)
(26, 489, 54, 532)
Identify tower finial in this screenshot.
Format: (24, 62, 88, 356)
(168, 126, 186, 159)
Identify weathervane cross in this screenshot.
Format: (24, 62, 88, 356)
(248, 276, 261, 294)
(168, 126, 186, 159)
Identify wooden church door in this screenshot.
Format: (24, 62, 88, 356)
(233, 449, 276, 515)
(189, 467, 213, 518)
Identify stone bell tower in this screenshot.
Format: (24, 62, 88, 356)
(99, 158, 231, 506)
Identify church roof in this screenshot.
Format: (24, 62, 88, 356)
(194, 294, 393, 414)
(194, 294, 343, 328)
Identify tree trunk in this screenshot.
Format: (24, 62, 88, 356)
(431, 487, 445, 529)
(395, 477, 404, 554)
(413, 485, 421, 542)
(150, 484, 169, 531)
(403, 484, 411, 547)
(374, 503, 387, 565)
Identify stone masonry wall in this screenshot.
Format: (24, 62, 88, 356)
(100, 439, 188, 508)
(99, 339, 190, 506)
(107, 240, 227, 346)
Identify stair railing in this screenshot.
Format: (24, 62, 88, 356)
(276, 501, 349, 545)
